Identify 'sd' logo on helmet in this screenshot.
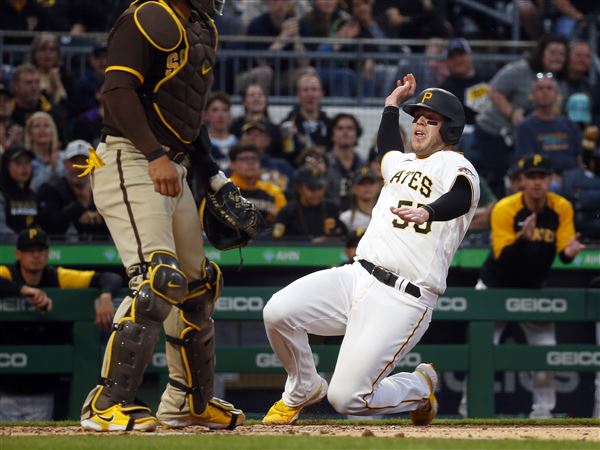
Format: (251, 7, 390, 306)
(421, 91, 433, 103)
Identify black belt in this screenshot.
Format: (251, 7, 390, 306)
(358, 259, 421, 299)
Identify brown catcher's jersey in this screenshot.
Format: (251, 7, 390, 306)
(102, 0, 217, 151)
(481, 191, 576, 288)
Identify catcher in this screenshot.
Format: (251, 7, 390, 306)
(79, 0, 265, 432)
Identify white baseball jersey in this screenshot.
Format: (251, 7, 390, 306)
(357, 149, 480, 294)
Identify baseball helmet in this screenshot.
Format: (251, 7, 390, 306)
(402, 88, 465, 146)
(188, 0, 225, 16)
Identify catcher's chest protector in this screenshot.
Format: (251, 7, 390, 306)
(134, 0, 218, 144)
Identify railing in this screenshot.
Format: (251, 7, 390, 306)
(0, 31, 535, 105)
(1, 287, 599, 419)
(1, 243, 599, 270)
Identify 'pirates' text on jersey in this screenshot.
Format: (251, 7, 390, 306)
(357, 150, 480, 294)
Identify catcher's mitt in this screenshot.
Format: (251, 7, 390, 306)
(200, 182, 268, 250)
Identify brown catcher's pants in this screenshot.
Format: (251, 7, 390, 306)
(80, 136, 207, 420)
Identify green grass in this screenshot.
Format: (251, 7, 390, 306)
(2, 436, 599, 450)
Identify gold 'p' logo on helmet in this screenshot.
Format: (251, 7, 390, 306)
(533, 154, 543, 166)
(28, 229, 38, 240)
(421, 91, 433, 103)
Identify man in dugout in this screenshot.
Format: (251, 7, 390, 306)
(460, 154, 586, 418)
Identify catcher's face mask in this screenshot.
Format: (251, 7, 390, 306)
(189, 0, 225, 16)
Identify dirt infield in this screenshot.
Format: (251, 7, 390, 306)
(2, 424, 599, 441)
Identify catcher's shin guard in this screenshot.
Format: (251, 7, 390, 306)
(165, 259, 222, 415)
(92, 251, 188, 411)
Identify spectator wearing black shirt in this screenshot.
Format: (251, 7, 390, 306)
(273, 167, 345, 242)
(28, 33, 72, 111)
(439, 38, 491, 154)
(37, 139, 109, 240)
(326, 113, 365, 210)
(10, 64, 68, 146)
(244, 0, 307, 94)
(0, 83, 23, 150)
(230, 83, 283, 157)
(0, 146, 37, 242)
(0, 0, 59, 32)
(72, 42, 107, 116)
(279, 71, 332, 165)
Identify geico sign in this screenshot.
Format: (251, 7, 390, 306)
(216, 297, 265, 312)
(256, 353, 320, 368)
(547, 351, 600, 366)
(0, 353, 28, 368)
(505, 298, 567, 313)
(396, 352, 422, 367)
(436, 297, 467, 312)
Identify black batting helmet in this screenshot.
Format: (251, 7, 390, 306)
(402, 88, 465, 146)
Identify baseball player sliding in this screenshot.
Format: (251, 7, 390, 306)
(262, 75, 480, 424)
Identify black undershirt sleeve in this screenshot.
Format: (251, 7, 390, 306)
(376, 106, 404, 159)
(422, 175, 473, 221)
(90, 272, 123, 296)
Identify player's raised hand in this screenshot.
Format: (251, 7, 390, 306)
(385, 74, 417, 108)
(390, 205, 429, 225)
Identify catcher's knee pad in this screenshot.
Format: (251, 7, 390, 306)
(94, 251, 188, 410)
(166, 259, 222, 415)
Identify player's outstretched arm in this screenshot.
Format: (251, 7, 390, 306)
(377, 74, 417, 158)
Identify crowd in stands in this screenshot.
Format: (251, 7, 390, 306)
(0, 0, 599, 245)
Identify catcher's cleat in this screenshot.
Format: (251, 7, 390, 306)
(81, 404, 158, 432)
(263, 379, 328, 425)
(410, 363, 439, 426)
(160, 397, 245, 430)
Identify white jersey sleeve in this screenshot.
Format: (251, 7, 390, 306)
(356, 150, 480, 294)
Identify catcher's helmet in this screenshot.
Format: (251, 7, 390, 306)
(188, 0, 225, 16)
(402, 88, 465, 146)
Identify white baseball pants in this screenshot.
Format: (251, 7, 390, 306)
(263, 261, 435, 416)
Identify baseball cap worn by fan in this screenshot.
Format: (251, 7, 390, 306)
(4, 145, 35, 161)
(566, 93, 591, 124)
(296, 167, 326, 188)
(518, 154, 553, 174)
(63, 139, 91, 160)
(353, 166, 379, 183)
(242, 120, 268, 134)
(445, 37, 472, 58)
(17, 227, 49, 251)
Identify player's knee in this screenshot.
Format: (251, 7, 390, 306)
(327, 382, 359, 415)
(262, 292, 288, 328)
(130, 251, 188, 322)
